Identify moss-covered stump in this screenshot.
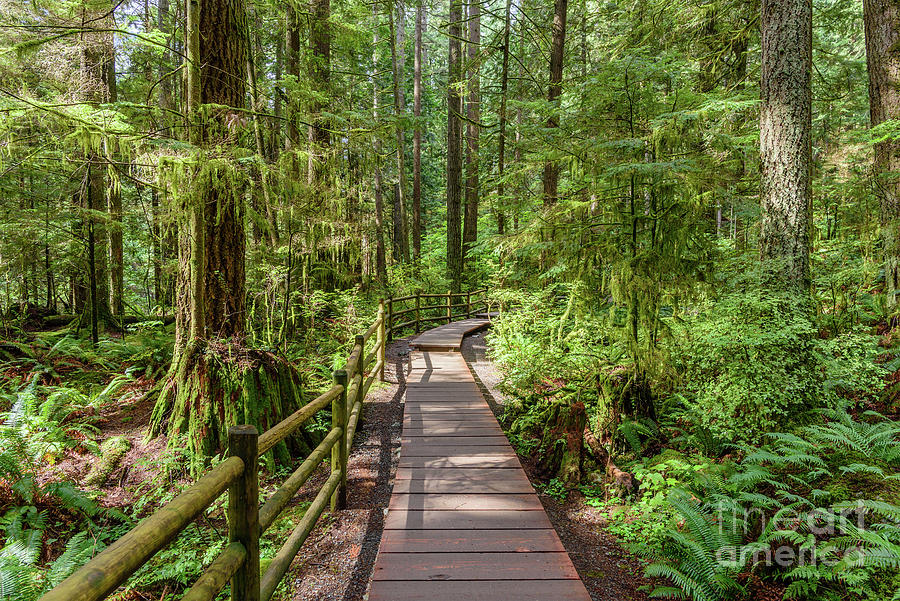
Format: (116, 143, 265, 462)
(148, 339, 315, 472)
(85, 436, 131, 487)
(535, 400, 586, 487)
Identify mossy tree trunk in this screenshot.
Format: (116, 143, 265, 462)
(150, 0, 309, 469)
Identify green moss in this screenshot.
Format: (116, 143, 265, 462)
(84, 436, 131, 487)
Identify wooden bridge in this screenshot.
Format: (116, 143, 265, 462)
(38, 290, 590, 601)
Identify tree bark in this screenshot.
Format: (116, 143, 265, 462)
(542, 0, 568, 208)
(79, 0, 113, 326)
(447, 0, 464, 290)
(412, 0, 424, 259)
(463, 0, 480, 265)
(308, 0, 331, 188)
(285, 6, 301, 150)
(389, 2, 410, 263)
(759, 0, 812, 290)
(495, 0, 512, 236)
(373, 3, 387, 281)
(865, 0, 900, 308)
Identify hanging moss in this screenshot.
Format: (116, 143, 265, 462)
(148, 339, 315, 474)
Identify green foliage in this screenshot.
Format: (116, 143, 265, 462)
(674, 287, 827, 442)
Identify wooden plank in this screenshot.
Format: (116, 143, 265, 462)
(389, 494, 544, 511)
(401, 427, 505, 436)
(403, 416, 499, 425)
(398, 456, 521, 469)
(401, 445, 516, 457)
(378, 528, 563, 553)
(384, 509, 553, 530)
(394, 467, 531, 481)
(372, 552, 580, 581)
(392, 479, 535, 494)
(367, 580, 592, 601)
(400, 436, 510, 446)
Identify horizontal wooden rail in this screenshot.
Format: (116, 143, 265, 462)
(39, 302, 389, 601)
(40, 457, 244, 601)
(385, 289, 490, 342)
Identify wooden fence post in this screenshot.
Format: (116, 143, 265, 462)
(466, 290, 471, 318)
(377, 300, 386, 382)
(355, 335, 365, 406)
(386, 296, 393, 342)
(228, 425, 259, 601)
(446, 290, 452, 323)
(415, 293, 421, 332)
(331, 370, 348, 510)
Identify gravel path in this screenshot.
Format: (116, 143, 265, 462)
(281, 338, 410, 601)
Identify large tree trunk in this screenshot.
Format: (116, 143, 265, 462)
(759, 0, 812, 289)
(389, 2, 410, 264)
(105, 36, 124, 329)
(79, 0, 114, 327)
(447, 0, 464, 290)
(412, 0, 424, 259)
(865, 0, 900, 308)
(462, 0, 480, 266)
(542, 0, 568, 208)
(150, 0, 306, 467)
(308, 0, 331, 188)
(373, 4, 387, 281)
(495, 0, 512, 236)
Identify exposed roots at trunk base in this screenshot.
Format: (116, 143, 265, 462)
(535, 400, 586, 488)
(148, 339, 317, 474)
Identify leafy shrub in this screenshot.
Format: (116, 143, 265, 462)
(675, 289, 827, 442)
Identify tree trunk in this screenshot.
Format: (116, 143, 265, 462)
(865, 0, 900, 308)
(412, 0, 424, 259)
(79, 1, 113, 325)
(447, 0, 464, 290)
(536, 401, 585, 487)
(285, 5, 301, 150)
(373, 3, 387, 281)
(463, 0, 480, 266)
(151, 0, 297, 466)
(759, 0, 812, 289)
(389, 2, 410, 263)
(308, 0, 331, 188)
(106, 41, 124, 330)
(495, 0, 512, 236)
(542, 0, 568, 208)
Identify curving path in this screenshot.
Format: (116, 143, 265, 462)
(367, 321, 591, 601)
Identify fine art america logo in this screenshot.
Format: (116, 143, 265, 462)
(712, 499, 893, 569)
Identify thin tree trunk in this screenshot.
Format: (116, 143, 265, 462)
(495, 0, 512, 236)
(447, 0, 464, 289)
(865, 0, 900, 308)
(759, 0, 812, 289)
(412, 0, 424, 259)
(389, 2, 410, 263)
(463, 0, 480, 265)
(542, 0, 568, 207)
(308, 0, 331, 188)
(373, 3, 387, 281)
(285, 6, 301, 150)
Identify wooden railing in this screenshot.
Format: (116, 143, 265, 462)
(385, 288, 491, 341)
(39, 303, 387, 601)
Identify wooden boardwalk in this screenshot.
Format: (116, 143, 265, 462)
(368, 321, 591, 601)
(408, 317, 491, 352)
